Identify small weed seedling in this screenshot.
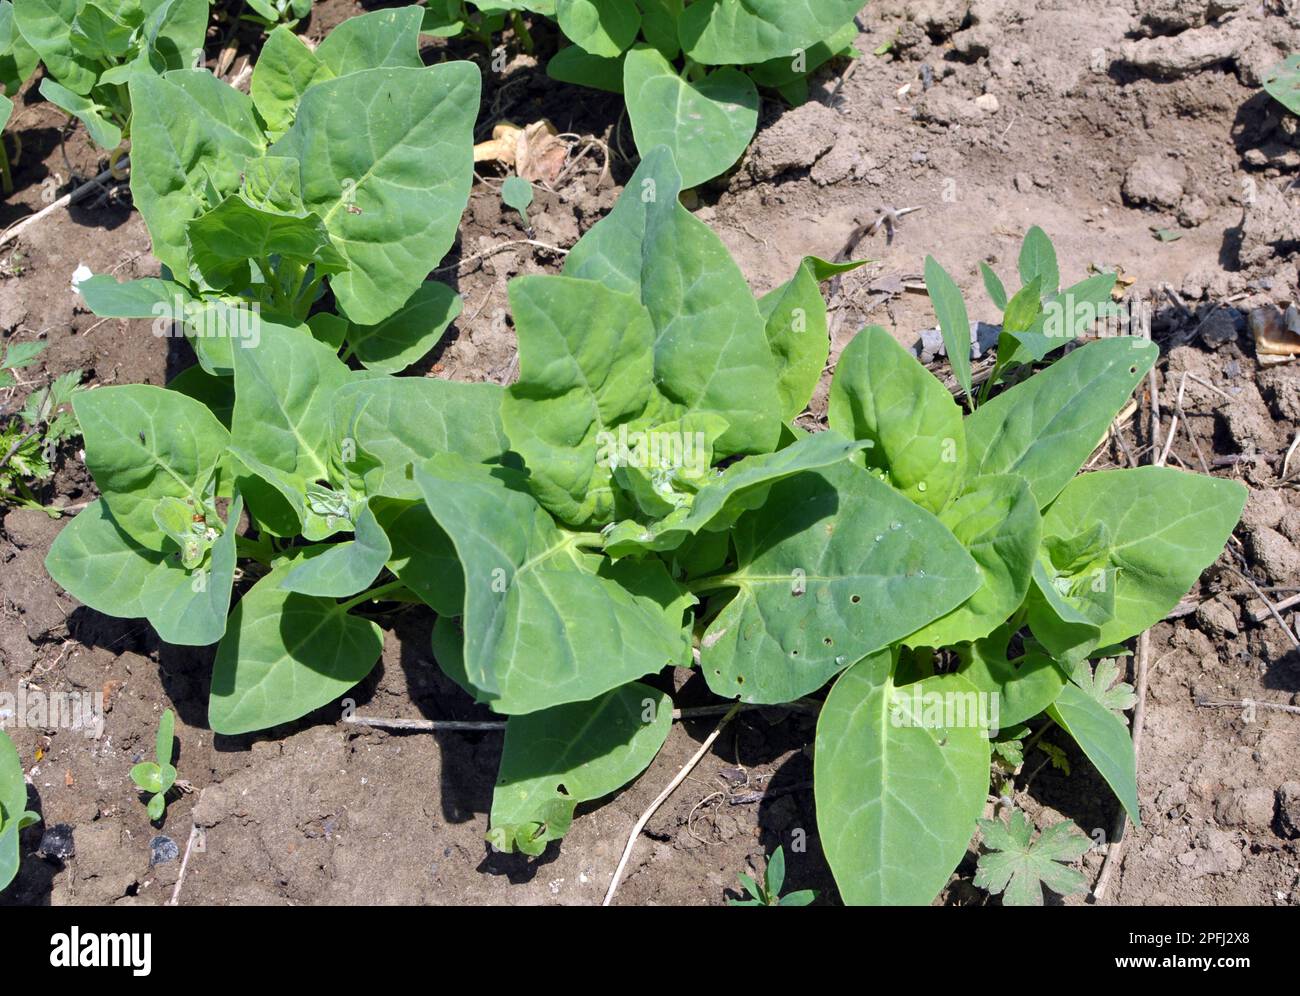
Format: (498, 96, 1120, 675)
(0, 729, 39, 892)
(0, 342, 81, 513)
(501, 175, 534, 223)
(242, 0, 314, 31)
(131, 709, 177, 822)
(729, 847, 815, 907)
(974, 809, 1091, 906)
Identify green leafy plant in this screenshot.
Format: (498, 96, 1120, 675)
(974, 809, 1090, 906)
(130, 708, 177, 820)
(430, 0, 860, 187)
(1264, 54, 1300, 115)
(6, 0, 212, 157)
(45, 127, 1243, 906)
(0, 341, 82, 512)
(241, 0, 312, 31)
(421, 1, 550, 49)
(729, 846, 815, 906)
(0, 729, 40, 893)
(75, 7, 476, 375)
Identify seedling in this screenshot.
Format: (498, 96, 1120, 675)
(729, 847, 815, 906)
(130, 709, 177, 822)
(0, 729, 39, 892)
(501, 175, 534, 223)
(0, 342, 82, 513)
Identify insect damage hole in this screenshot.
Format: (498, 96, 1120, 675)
(850, 594, 861, 604)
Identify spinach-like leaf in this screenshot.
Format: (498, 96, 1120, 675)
(815, 654, 991, 905)
(957, 624, 1067, 729)
(1049, 682, 1140, 826)
(678, 0, 865, 65)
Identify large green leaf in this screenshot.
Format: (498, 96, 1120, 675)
(269, 63, 479, 325)
(623, 45, 758, 189)
(1042, 467, 1246, 645)
(546, 44, 625, 93)
(829, 324, 966, 514)
(604, 430, 867, 558)
(208, 557, 384, 735)
(501, 274, 661, 527)
(249, 26, 334, 139)
(905, 474, 1040, 648)
(74, 385, 229, 552)
(815, 654, 991, 905)
(965, 337, 1158, 509)
(230, 319, 353, 538)
(314, 5, 424, 75)
(557, 0, 641, 57)
(678, 0, 865, 65)
(129, 69, 268, 277)
(0, 2, 40, 97)
(957, 624, 1067, 729)
(1049, 683, 1139, 825)
(564, 146, 782, 456)
(415, 455, 691, 714)
(346, 280, 461, 373)
(13, 0, 96, 94)
(332, 375, 510, 501)
(489, 681, 670, 854)
(700, 460, 980, 703)
(46, 496, 240, 646)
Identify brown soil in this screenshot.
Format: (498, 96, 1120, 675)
(2, 0, 1299, 906)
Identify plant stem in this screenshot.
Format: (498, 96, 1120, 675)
(340, 579, 411, 613)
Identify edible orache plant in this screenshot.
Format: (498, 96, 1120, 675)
(130, 707, 177, 821)
(8, 0, 212, 156)
(0, 341, 82, 512)
(47, 6, 480, 689)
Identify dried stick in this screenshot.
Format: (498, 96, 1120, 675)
(1196, 698, 1300, 716)
(0, 160, 129, 249)
(603, 702, 741, 906)
(167, 824, 201, 907)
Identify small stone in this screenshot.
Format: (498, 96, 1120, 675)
(149, 834, 179, 866)
(1195, 596, 1239, 638)
(1278, 782, 1300, 839)
(37, 823, 75, 862)
(1198, 308, 1238, 349)
(1013, 173, 1034, 194)
(974, 93, 1000, 113)
(1213, 787, 1274, 834)
(1122, 155, 1187, 210)
(1178, 194, 1211, 228)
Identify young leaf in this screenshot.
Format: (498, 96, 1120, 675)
(1049, 683, 1140, 826)
(922, 256, 973, 403)
(815, 654, 991, 905)
(74, 385, 229, 552)
(131, 761, 164, 794)
(500, 176, 534, 220)
(280, 500, 391, 598)
(269, 63, 479, 325)
(313, 5, 424, 76)
(155, 708, 175, 767)
(1041, 467, 1247, 646)
(415, 455, 692, 714)
(965, 337, 1158, 509)
(546, 44, 625, 93)
(557, 0, 641, 57)
(905, 473, 1040, 648)
(700, 460, 982, 704)
(1018, 226, 1060, 297)
(501, 274, 662, 527)
(979, 261, 1008, 311)
(249, 25, 333, 139)
(37, 78, 121, 149)
(489, 681, 670, 853)
(1071, 658, 1137, 718)
(1025, 558, 1114, 665)
(759, 257, 866, 421)
(208, 558, 384, 735)
(764, 845, 786, 896)
(564, 145, 782, 456)
(146, 792, 165, 822)
(957, 625, 1067, 730)
(372, 498, 464, 617)
(828, 324, 966, 513)
(1264, 55, 1300, 115)
(975, 810, 1090, 906)
(623, 45, 758, 189)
